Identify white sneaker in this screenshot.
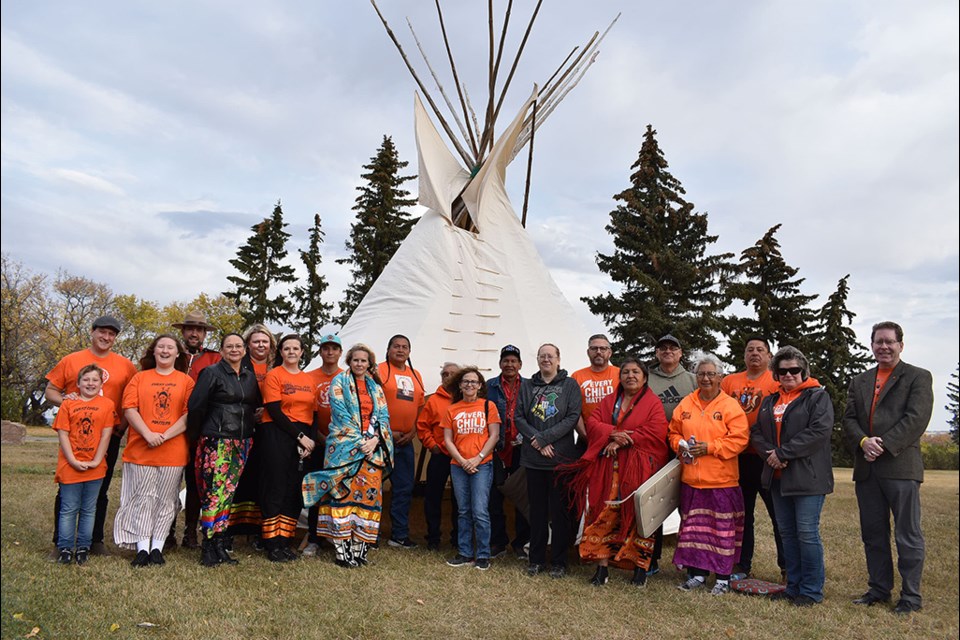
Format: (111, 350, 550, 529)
(302, 542, 320, 557)
(711, 581, 731, 596)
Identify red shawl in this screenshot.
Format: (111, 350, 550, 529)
(568, 385, 669, 538)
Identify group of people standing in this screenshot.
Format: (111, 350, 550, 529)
(46, 313, 932, 616)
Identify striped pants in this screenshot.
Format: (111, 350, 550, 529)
(113, 463, 183, 549)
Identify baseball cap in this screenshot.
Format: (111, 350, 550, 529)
(499, 344, 522, 362)
(319, 334, 342, 347)
(657, 334, 682, 349)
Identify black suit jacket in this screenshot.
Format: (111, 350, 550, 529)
(842, 360, 933, 482)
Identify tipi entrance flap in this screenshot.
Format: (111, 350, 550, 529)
(414, 93, 471, 222)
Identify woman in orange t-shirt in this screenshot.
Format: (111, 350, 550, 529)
(259, 334, 318, 562)
(442, 367, 500, 570)
(113, 334, 194, 567)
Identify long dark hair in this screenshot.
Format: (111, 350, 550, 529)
(615, 355, 650, 401)
(139, 333, 189, 372)
(384, 333, 424, 392)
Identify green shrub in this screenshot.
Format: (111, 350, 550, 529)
(922, 441, 960, 470)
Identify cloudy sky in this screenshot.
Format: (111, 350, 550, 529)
(2, 1, 957, 429)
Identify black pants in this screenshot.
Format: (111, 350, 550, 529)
(526, 467, 571, 568)
(53, 433, 122, 545)
(489, 483, 530, 550)
(739, 453, 785, 572)
(423, 452, 458, 545)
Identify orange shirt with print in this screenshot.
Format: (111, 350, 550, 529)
(46, 350, 137, 423)
(441, 399, 501, 466)
(53, 395, 117, 484)
(721, 369, 779, 453)
(311, 367, 343, 437)
(571, 366, 620, 420)
(378, 362, 425, 434)
(122, 369, 195, 467)
(261, 367, 318, 426)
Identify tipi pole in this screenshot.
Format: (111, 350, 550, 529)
(434, 0, 479, 159)
(520, 99, 538, 228)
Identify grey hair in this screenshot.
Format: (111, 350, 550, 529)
(441, 361, 461, 371)
(688, 351, 725, 375)
(770, 345, 811, 381)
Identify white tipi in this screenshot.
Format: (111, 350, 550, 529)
(338, 5, 616, 387)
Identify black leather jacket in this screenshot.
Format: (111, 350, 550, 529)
(188, 359, 262, 440)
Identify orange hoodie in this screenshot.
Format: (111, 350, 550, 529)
(668, 390, 749, 489)
(771, 377, 821, 445)
(416, 385, 454, 455)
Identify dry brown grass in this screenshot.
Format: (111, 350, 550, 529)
(2, 437, 957, 640)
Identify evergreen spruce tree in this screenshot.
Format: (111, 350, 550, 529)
(809, 274, 871, 465)
(584, 125, 734, 360)
(224, 201, 296, 326)
(725, 224, 818, 357)
(947, 364, 959, 444)
(336, 136, 417, 325)
(291, 214, 333, 365)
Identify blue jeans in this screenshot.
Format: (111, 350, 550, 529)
(772, 481, 826, 601)
(450, 462, 493, 560)
(58, 479, 103, 551)
(389, 442, 415, 540)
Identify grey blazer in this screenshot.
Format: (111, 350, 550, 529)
(842, 361, 933, 482)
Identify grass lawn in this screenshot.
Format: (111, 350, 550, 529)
(2, 433, 958, 640)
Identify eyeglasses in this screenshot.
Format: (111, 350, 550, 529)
(657, 345, 680, 352)
(460, 380, 481, 386)
(588, 346, 611, 352)
(777, 367, 803, 376)
(695, 371, 719, 379)
(872, 339, 900, 347)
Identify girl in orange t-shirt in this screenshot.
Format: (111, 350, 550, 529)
(113, 334, 194, 567)
(53, 364, 117, 565)
(442, 367, 500, 569)
(258, 334, 318, 562)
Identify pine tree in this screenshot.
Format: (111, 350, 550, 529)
(725, 224, 818, 357)
(291, 214, 333, 365)
(947, 364, 959, 444)
(224, 201, 296, 326)
(809, 274, 871, 465)
(583, 125, 734, 360)
(336, 136, 417, 325)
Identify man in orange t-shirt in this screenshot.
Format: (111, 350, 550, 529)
(571, 334, 620, 428)
(45, 315, 137, 556)
(378, 335, 426, 548)
(304, 334, 343, 557)
(720, 335, 784, 579)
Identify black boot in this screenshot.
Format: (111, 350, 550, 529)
(200, 537, 219, 568)
(213, 534, 238, 565)
(631, 567, 648, 587)
(589, 565, 609, 586)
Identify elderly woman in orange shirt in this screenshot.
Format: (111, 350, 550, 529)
(669, 353, 749, 595)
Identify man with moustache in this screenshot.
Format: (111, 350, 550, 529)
(172, 310, 221, 549)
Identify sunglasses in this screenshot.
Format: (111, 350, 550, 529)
(777, 367, 803, 376)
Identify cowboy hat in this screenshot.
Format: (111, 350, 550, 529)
(172, 310, 217, 331)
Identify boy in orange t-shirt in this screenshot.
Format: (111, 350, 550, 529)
(53, 365, 117, 564)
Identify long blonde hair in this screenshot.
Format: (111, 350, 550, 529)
(345, 343, 383, 385)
